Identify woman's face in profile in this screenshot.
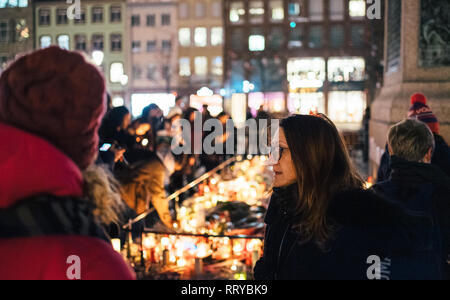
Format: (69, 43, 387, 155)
(272, 128, 297, 188)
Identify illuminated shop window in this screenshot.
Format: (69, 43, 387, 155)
(249, 1, 264, 24)
(270, 0, 284, 21)
(0, 0, 28, 7)
(328, 57, 365, 82)
(328, 91, 366, 124)
(288, 93, 325, 115)
(349, 0, 366, 18)
(179, 57, 191, 77)
(195, 27, 207, 47)
(57, 35, 69, 50)
(179, 28, 191, 47)
(249, 35, 265, 52)
(211, 27, 223, 46)
(211, 56, 223, 76)
(195, 56, 208, 76)
(230, 1, 245, 24)
(40, 35, 51, 48)
(110, 62, 125, 83)
(287, 57, 326, 92)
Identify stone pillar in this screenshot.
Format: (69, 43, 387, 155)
(369, 0, 450, 178)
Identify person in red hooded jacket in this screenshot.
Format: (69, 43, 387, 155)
(0, 47, 135, 280)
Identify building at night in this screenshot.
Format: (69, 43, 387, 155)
(177, 0, 224, 116)
(33, 0, 130, 106)
(127, 0, 179, 117)
(0, 0, 33, 72)
(223, 0, 384, 131)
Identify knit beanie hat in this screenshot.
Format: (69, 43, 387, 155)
(0, 46, 106, 170)
(408, 93, 440, 134)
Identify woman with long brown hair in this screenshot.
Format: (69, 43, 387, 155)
(254, 114, 413, 280)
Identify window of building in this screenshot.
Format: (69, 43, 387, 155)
(309, 0, 323, 21)
(288, 0, 307, 18)
(111, 34, 122, 52)
(211, 56, 223, 76)
(39, 8, 51, 26)
(179, 28, 191, 47)
(75, 34, 86, 51)
(40, 35, 51, 48)
(132, 40, 141, 53)
(229, 1, 245, 24)
(110, 6, 121, 23)
(351, 25, 365, 47)
(92, 7, 104, 23)
(133, 65, 142, 80)
(0, 21, 8, 42)
(0, 0, 28, 8)
(330, 25, 345, 48)
(287, 57, 326, 92)
(309, 25, 323, 48)
(162, 40, 172, 52)
(179, 2, 189, 19)
(270, 0, 284, 21)
(288, 92, 325, 115)
(179, 57, 191, 76)
(231, 28, 245, 51)
(131, 15, 140, 26)
(74, 8, 86, 24)
(328, 91, 366, 124)
(110, 62, 124, 83)
(195, 2, 206, 18)
(147, 14, 155, 27)
(194, 27, 207, 47)
(56, 8, 68, 25)
(57, 35, 69, 50)
(329, 0, 344, 21)
(195, 56, 208, 76)
(210, 27, 223, 46)
(147, 40, 157, 52)
(249, 35, 265, 51)
(147, 64, 158, 80)
(328, 57, 365, 82)
(249, 1, 264, 24)
(161, 14, 171, 26)
(268, 27, 285, 50)
(349, 0, 366, 18)
(211, 1, 221, 18)
(92, 34, 104, 51)
(162, 65, 170, 80)
(288, 25, 304, 48)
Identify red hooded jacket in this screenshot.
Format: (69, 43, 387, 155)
(0, 123, 136, 280)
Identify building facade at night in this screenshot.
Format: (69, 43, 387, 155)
(177, 0, 224, 95)
(0, 0, 33, 72)
(223, 0, 384, 131)
(34, 0, 130, 106)
(127, 0, 178, 117)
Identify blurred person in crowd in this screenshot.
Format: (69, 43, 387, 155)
(377, 93, 450, 182)
(202, 104, 212, 123)
(256, 105, 270, 121)
(168, 96, 185, 118)
(97, 106, 132, 171)
(372, 119, 450, 280)
(254, 114, 423, 280)
(0, 47, 135, 280)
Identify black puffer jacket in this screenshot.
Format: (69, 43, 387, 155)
(254, 185, 435, 280)
(373, 156, 450, 280)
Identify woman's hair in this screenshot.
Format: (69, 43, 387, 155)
(280, 114, 364, 249)
(98, 106, 130, 141)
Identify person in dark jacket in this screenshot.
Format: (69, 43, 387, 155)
(377, 93, 450, 182)
(372, 119, 450, 280)
(254, 114, 428, 280)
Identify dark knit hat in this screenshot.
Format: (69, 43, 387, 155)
(408, 93, 440, 134)
(0, 46, 106, 170)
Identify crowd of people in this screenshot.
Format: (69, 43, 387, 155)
(0, 47, 448, 280)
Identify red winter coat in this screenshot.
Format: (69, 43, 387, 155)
(0, 123, 136, 280)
